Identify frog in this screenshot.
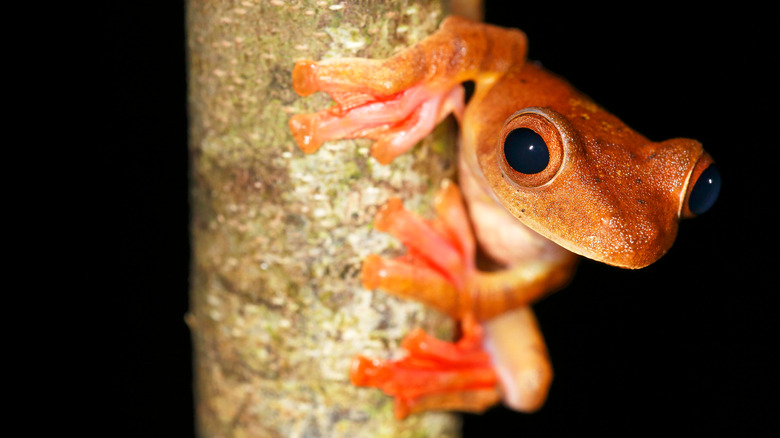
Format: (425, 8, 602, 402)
(288, 16, 721, 419)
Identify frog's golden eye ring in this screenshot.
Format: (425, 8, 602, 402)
(682, 152, 721, 218)
(498, 108, 566, 188)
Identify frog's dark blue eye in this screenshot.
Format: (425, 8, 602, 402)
(504, 128, 549, 174)
(688, 164, 721, 215)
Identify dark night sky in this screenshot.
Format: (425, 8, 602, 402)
(118, 2, 777, 436)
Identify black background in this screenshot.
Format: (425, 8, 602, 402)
(118, 2, 778, 436)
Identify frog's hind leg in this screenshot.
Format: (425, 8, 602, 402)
(356, 181, 568, 417)
(351, 306, 554, 418)
(483, 306, 553, 413)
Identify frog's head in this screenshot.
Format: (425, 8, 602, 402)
(481, 106, 720, 269)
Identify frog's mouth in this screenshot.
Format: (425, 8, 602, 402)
(562, 215, 678, 270)
(503, 201, 678, 270)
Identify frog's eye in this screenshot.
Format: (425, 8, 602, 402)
(499, 109, 566, 187)
(682, 154, 721, 217)
(504, 128, 549, 174)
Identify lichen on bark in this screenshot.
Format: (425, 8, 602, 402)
(187, 1, 461, 436)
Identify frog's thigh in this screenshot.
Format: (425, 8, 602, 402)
(483, 307, 552, 412)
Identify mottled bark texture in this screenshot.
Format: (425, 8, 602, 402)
(187, 1, 461, 436)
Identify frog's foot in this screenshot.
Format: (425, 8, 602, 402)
(351, 314, 500, 419)
(360, 180, 476, 317)
(354, 181, 500, 418)
(289, 59, 464, 164)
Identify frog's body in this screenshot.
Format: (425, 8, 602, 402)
(289, 17, 719, 418)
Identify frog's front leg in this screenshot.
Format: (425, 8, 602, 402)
(360, 181, 575, 323)
(353, 182, 573, 418)
(289, 16, 527, 163)
(290, 65, 464, 164)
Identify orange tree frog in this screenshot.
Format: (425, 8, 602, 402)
(288, 16, 720, 419)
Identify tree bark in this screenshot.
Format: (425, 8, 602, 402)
(187, 1, 460, 436)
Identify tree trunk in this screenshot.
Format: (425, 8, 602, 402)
(186, 1, 460, 436)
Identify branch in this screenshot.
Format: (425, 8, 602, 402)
(187, 0, 461, 435)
